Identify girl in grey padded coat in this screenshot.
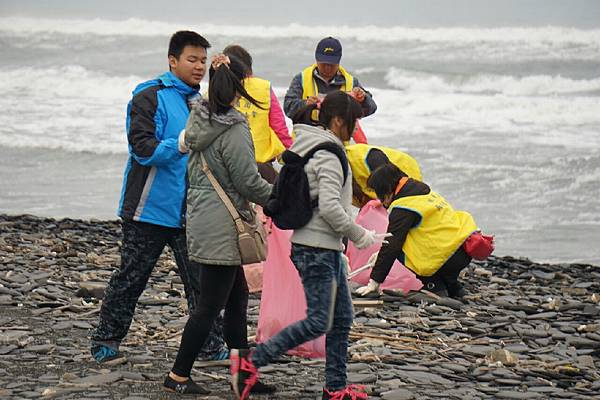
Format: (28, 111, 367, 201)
(164, 54, 273, 395)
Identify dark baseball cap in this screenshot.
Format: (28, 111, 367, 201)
(315, 37, 342, 64)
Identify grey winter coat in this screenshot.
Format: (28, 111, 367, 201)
(290, 124, 367, 251)
(184, 102, 272, 266)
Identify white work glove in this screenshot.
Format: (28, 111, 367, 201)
(353, 230, 391, 250)
(341, 253, 351, 276)
(178, 129, 189, 154)
(356, 279, 381, 296)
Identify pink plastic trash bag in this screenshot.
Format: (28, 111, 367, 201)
(256, 225, 325, 358)
(346, 200, 423, 292)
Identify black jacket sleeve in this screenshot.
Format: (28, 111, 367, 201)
(128, 86, 161, 158)
(370, 208, 418, 283)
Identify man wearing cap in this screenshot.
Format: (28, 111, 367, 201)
(283, 36, 377, 120)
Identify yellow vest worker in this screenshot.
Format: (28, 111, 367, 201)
(346, 144, 422, 202)
(301, 64, 354, 121)
(301, 63, 354, 98)
(389, 191, 477, 277)
(236, 77, 286, 163)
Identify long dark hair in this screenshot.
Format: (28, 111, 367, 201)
(291, 91, 363, 136)
(207, 55, 264, 119)
(367, 163, 407, 201)
(223, 44, 253, 76)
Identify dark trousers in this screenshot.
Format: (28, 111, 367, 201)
(91, 220, 223, 354)
(252, 244, 354, 391)
(419, 246, 472, 290)
(171, 262, 249, 377)
(92, 220, 192, 345)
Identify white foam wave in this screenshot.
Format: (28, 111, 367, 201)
(360, 87, 600, 148)
(0, 66, 141, 154)
(385, 67, 600, 96)
(1, 66, 599, 155)
(2, 17, 600, 46)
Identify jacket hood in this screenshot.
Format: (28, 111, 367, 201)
(132, 71, 199, 97)
(290, 124, 344, 156)
(159, 71, 198, 95)
(187, 101, 247, 151)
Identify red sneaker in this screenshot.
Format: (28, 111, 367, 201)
(322, 384, 368, 400)
(230, 349, 258, 400)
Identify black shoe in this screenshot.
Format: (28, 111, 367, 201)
(250, 380, 276, 394)
(421, 279, 448, 297)
(163, 374, 210, 395)
(446, 281, 466, 299)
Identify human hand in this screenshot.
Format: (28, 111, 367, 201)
(356, 279, 381, 296)
(351, 87, 366, 103)
(211, 54, 231, 69)
(178, 129, 189, 154)
(353, 230, 391, 250)
(305, 96, 319, 106)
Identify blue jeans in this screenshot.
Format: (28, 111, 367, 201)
(252, 244, 354, 391)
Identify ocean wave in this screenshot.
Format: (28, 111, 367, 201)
(2, 17, 600, 46)
(1, 66, 599, 155)
(0, 66, 140, 154)
(384, 67, 600, 96)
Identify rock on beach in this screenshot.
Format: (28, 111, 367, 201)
(0, 214, 599, 399)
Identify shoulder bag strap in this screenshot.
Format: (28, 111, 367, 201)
(200, 153, 247, 234)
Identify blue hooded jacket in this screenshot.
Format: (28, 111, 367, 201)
(117, 71, 198, 228)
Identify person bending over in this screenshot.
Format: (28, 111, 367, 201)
(356, 163, 477, 299)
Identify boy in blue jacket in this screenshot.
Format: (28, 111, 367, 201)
(90, 31, 211, 365)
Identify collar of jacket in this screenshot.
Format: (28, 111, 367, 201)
(313, 67, 346, 86)
(184, 101, 248, 151)
(292, 123, 345, 148)
(158, 71, 199, 96)
(192, 101, 246, 126)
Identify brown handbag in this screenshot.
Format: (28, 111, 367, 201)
(201, 153, 267, 264)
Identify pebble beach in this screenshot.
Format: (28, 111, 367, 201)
(1, 214, 599, 399)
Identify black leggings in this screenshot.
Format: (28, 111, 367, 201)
(419, 246, 472, 287)
(171, 261, 249, 377)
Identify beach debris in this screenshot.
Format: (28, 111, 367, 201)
(0, 214, 598, 399)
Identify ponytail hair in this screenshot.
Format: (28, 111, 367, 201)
(207, 55, 264, 120)
(291, 91, 362, 136)
(291, 103, 319, 125)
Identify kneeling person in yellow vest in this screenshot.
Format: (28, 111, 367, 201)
(346, 143, 422, 208)
(224, 45, 293, 184)
(356, 163, 478, 299)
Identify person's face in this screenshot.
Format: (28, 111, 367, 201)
(169, 45, 207, 87)
(316, 62, 339, 81)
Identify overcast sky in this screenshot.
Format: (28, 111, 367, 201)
(2, 0, 600, 28)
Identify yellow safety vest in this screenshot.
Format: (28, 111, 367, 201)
(389, 191, 477, 277)
(301, 64, 354, 98)
(301, 64, 354, 120)
(346, 144, 422, 200)
(236, 77, 285, 163)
